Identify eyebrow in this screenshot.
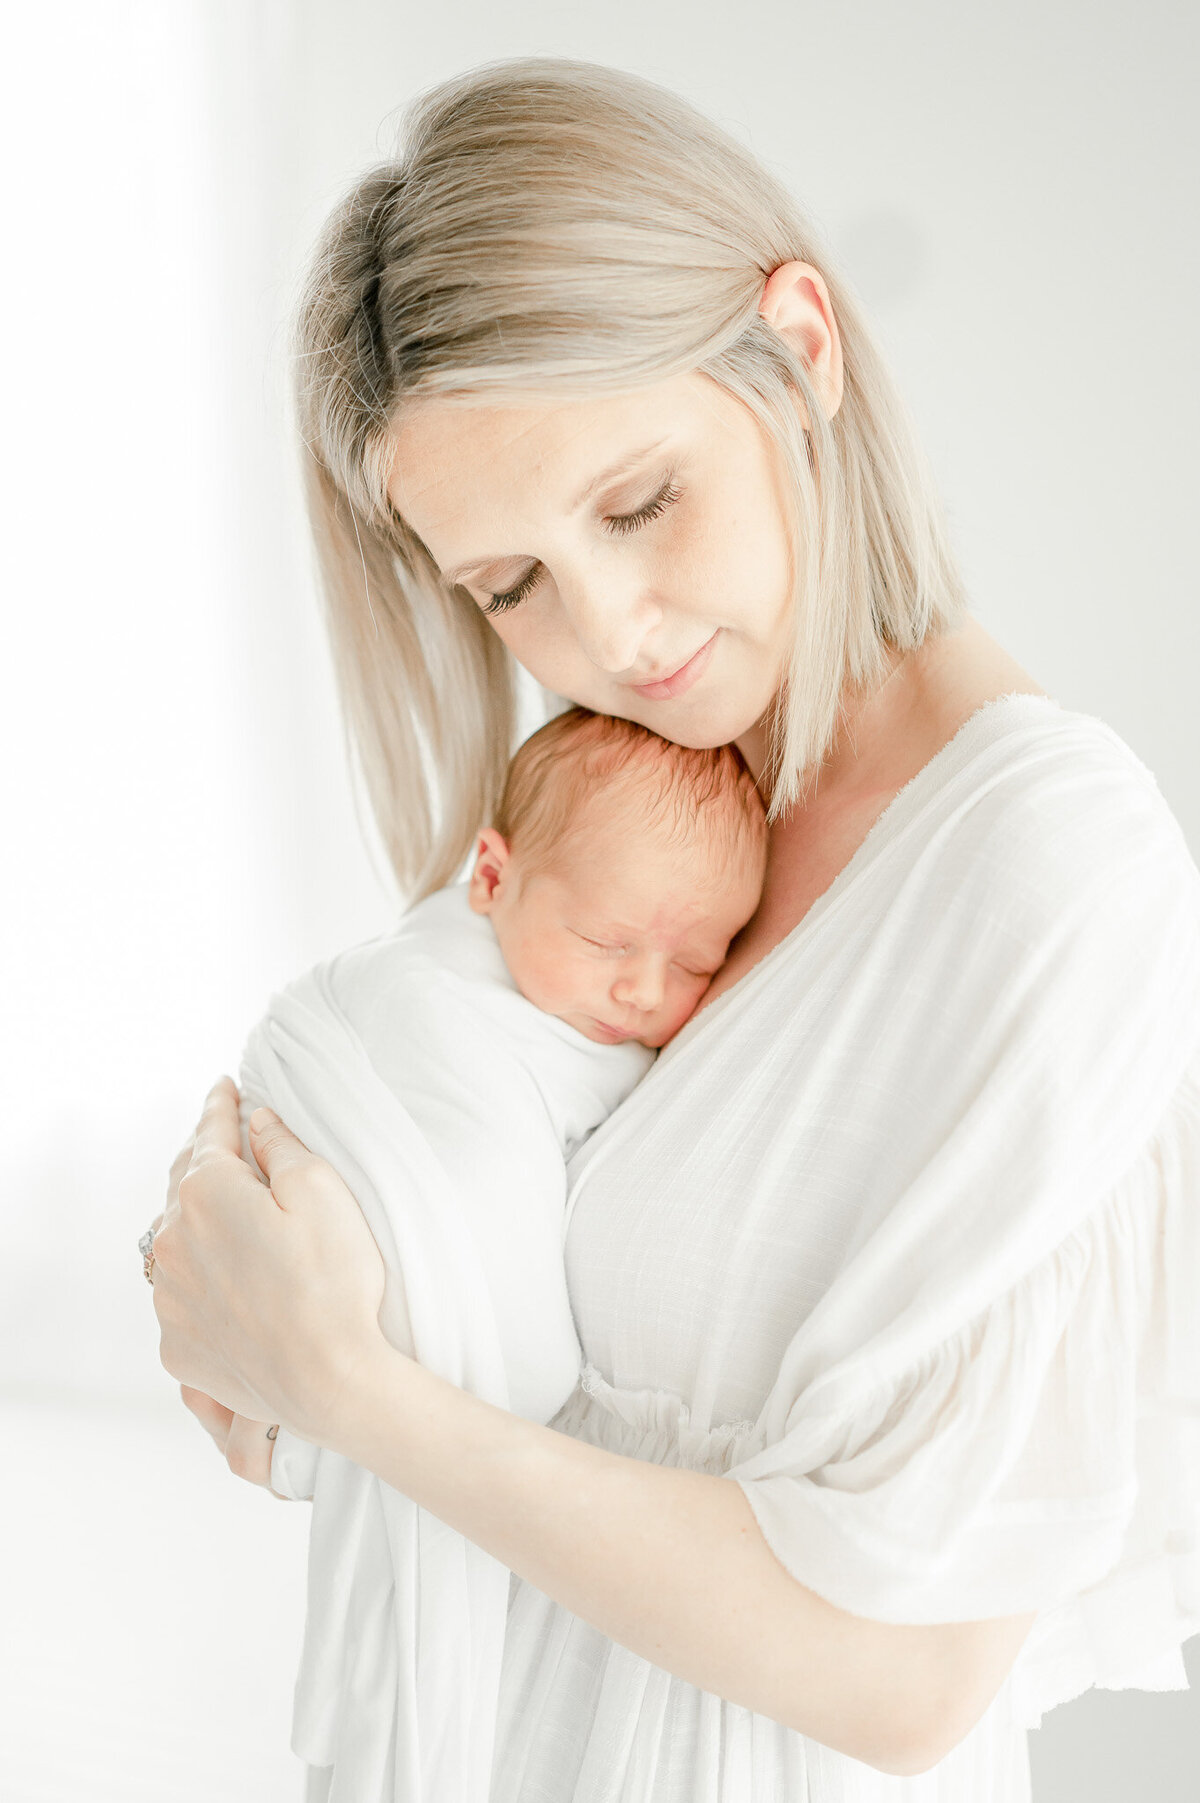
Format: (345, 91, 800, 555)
(439, 438, 671, 588)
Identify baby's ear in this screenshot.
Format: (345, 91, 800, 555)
(468, 827, 511, 913)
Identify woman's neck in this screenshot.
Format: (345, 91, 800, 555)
(700, 618, 1045, 1012)
(738, 616, 1044, 807)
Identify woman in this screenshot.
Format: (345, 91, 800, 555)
(148, 56, 1200, 1800)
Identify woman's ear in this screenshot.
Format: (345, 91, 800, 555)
(468, 827, 512, 913)
(758, 260, 844, 424)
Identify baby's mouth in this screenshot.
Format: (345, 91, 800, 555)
(588, 1017, 638, 1043)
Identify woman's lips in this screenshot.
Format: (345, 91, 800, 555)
(629, 630, 718, 700)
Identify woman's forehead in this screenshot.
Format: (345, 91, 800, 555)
(385, 373, 729, 545)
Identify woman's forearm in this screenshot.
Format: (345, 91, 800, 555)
(328, 1344, 1031, 1775)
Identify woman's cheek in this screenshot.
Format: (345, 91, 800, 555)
(491, 605, 593, 703)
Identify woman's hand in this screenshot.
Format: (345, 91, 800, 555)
(151, 1076, 389, 1447)
(155, 1151, 289, 1494)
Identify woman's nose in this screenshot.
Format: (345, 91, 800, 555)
(560, 575, 661, 676)
(611, 958, 666, 1014)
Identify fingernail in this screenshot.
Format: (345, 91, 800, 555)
(249, 1107, 278, 1133)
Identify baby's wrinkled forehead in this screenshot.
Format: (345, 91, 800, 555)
(556, 780, 729, 875)
(537, 773, 766, 945)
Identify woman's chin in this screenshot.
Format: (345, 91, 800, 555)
(622, 691, 773, 753)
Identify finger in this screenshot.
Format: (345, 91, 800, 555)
(224, 1411, 278, 1490)
(190, 1075, 243, 1166)
(247, 1108, 318, 1187)
(262, 1425, 293, 1501)
(168, 1134, 194, 1179)
(180, 1384, 235, 1451)
(265, 1429, 290, 1500)
(164, 1133, 195, 1216)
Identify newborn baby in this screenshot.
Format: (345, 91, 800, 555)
(236, 705, 767, 1802)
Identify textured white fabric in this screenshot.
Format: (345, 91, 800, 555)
(236, 885, 652, 1803)
(489, 694, 1200, 1801)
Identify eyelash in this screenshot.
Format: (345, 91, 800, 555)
(483, 475, 682, 615)
(580, 935, 709, 978)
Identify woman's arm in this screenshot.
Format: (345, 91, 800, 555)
(152, 1081, 1034, 1778)
(332, 1333, 1034, 1777)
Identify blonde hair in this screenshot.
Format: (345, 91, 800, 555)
(493, 707, 767, 884)
(293, 55, 966, 901)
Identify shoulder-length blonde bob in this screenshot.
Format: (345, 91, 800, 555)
(294, 55, 965, 901)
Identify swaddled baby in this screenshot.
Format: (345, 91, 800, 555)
(236, 706, 767, 1801)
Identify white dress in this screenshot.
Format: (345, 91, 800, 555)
(490, 694, 1200, 1802)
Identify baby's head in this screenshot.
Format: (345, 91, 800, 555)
(468, 708, 767, 1048)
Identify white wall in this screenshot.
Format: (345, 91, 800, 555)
(1, 2, 1195, 1797)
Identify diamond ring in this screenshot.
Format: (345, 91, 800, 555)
(139, 1228, 156, 1286)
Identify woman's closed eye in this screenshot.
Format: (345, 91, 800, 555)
(483, 475, 682, 615)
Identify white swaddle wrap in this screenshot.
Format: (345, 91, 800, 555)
(236, 883, 653, 1803)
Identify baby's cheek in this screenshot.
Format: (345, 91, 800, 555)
(523, 943, 594, 1016)
(670, 979, 712, 1031)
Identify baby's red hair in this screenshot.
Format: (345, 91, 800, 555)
(493, 706, 767, 884)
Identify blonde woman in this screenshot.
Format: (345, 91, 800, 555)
(149, 56, 1200, 1802)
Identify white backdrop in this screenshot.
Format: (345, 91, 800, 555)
(1, 2, 1196, 1798)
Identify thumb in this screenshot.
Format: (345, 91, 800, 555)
(247, 1108, 315, 1184)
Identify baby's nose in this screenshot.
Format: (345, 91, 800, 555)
(611, 958, 665, 1013)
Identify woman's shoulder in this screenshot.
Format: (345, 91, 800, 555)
(913, 694, 1199, 920)
(936, 693, 1169, 820)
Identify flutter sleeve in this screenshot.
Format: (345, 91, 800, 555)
(723, 731, 1200, 1725)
